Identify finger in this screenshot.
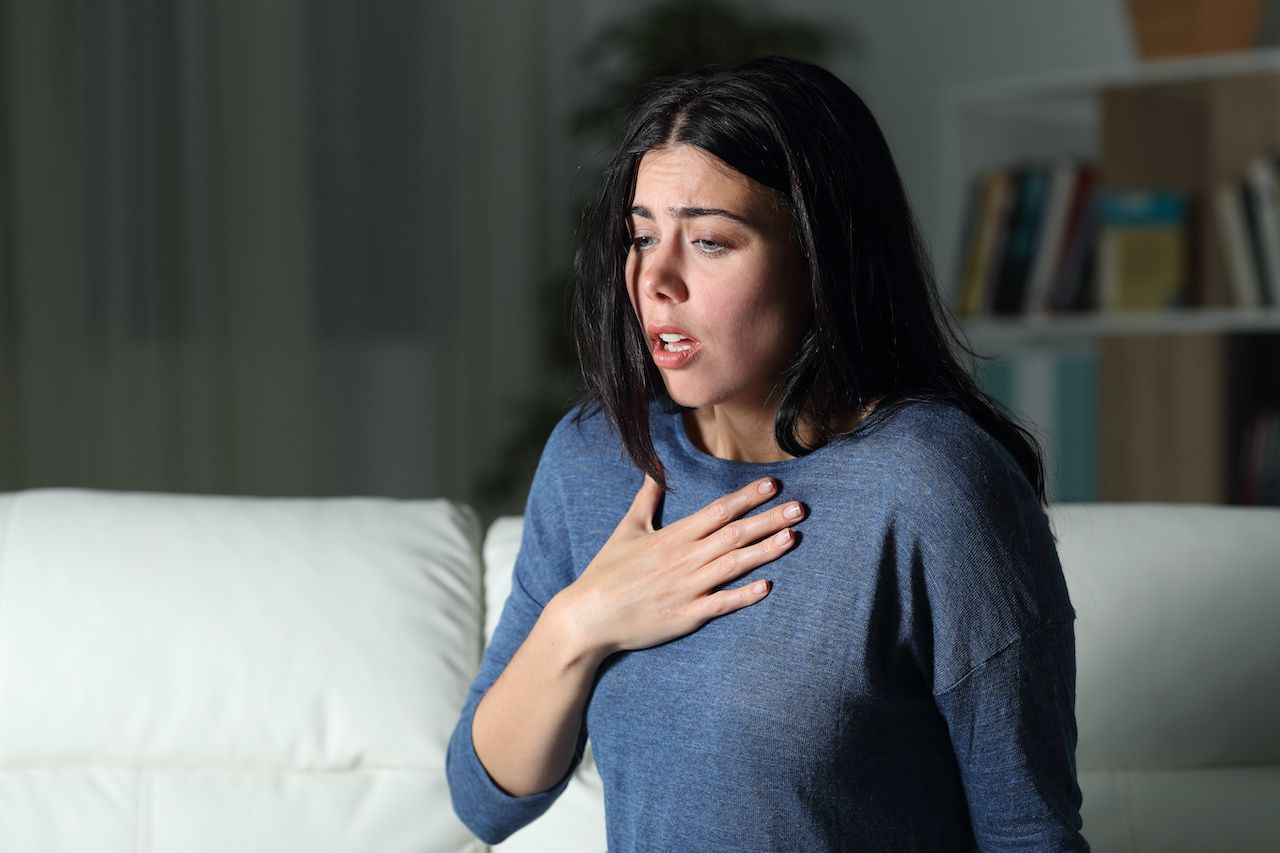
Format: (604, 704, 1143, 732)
(625, 473, 664, 532)
(691, 499, 805, 567)
(696, 577, 772, 622)
(696, 523, 796, 588)
(673, 476, 779, 541)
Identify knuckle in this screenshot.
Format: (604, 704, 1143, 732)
(708, 499, 729, 521)
(719, 524, 741, 547)
(715, 551, 736, 575)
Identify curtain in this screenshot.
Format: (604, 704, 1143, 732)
(0, 0, 582, 521)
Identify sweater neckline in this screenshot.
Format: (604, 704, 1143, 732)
(658, 402, 829, 475)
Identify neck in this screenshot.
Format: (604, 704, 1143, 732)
(681, 397, 880, 463)
(683, 404, 790, 463)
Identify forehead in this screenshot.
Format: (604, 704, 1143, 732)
(632, 145, 771, 212)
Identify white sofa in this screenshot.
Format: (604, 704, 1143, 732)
(0, 487, 1277, 852)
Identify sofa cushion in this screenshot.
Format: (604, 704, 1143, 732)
(0, 487, 486, 852)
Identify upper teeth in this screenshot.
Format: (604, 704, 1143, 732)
(659, 333, 688, 342)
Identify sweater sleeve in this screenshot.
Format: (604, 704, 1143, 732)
(932, 619, 1089, 852)
(898, 427, 1088, 850)
(445, 415, 589, 845)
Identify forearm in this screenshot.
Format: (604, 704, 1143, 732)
(471, 592, 607, 798)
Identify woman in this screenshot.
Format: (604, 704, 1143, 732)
(447, 55, 1088, 851)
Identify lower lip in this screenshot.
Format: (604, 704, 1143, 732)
(650, 337, 701, 369)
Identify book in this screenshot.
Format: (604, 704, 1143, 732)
(1096, 188, 1189, 311)
(1240, 410, 1280, 504)
(1023, 158, 1081, 317)
(1239, 177, 1270, 305)
(993, 164, 1050, 316)
(1046, 165, 1099, 312)
(1244, 154, 1280, 307)
(1212, 179, 1265, 308)
(1052, 187, 1102, 312)
(982, 166, 1025, 315)
(958, 169, 1015, 317)
(951, 173, 985, 314)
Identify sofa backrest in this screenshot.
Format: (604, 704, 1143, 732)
(0, 487, 486, 853)
(3, 488, 1275, 852)
(483, 502, 1280, 852)
(1048, 502, 1280, 850)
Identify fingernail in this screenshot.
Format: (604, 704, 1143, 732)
(784, 503, 802, 519)
(774, 528, 791, 545)
(753, 580, 768, 594)
(758, 479, 775, 494)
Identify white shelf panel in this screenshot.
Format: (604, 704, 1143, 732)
(958, 308, 1280, 351)
(947, 47, 1280, 108)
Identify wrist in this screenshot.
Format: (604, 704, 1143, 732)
(544, 587, 612, 669)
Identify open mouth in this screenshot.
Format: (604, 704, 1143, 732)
(657, 333, 695, 352)
(645, 324, 701, 367)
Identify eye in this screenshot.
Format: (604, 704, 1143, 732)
(630, 235, 655, 250)
(694, 238, 726, 255)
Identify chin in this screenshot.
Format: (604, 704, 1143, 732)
(659, 381, 702, 410)
(661, 380, 734, 412)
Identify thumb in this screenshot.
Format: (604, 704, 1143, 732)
(627, 473, 663, 531)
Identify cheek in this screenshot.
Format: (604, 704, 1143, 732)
(722, 280, 807, 358)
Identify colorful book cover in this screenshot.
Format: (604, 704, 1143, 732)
(1097, 188, 1188, 311)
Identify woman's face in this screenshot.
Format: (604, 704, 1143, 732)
(625, 144, 811, 413)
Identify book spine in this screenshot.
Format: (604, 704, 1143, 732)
(1246, 154, 1280, 308)
(1212, 180, 1264, 308)
(962, 170, 1014, 317)
(994, 164, 1049, 316)
(983, 167, 1024, 314)
(1023, 159, 1080, 318)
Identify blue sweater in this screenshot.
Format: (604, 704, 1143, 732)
(447, 398, 1088, 851)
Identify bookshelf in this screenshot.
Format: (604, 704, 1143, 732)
(937, 49, 1280, 506)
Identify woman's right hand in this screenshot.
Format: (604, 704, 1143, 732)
(551, 474, 804, 658)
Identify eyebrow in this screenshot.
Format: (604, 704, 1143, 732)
(629, 204, 752, 227)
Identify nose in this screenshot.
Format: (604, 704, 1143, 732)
(634, 238, 688, 304)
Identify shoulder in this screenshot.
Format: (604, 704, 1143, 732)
(541, 400, 618, 457)
(879, 402, 1074, 670)
(872, 401, 1040, 538)
(531, 401, 632, 494)
(878, 401, 1022, 491)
